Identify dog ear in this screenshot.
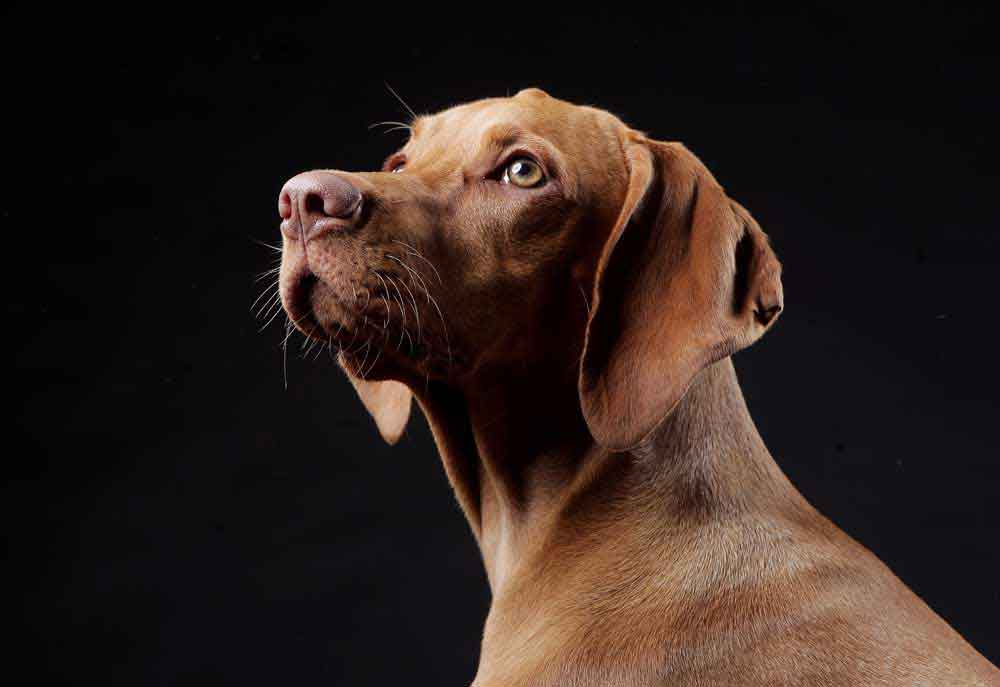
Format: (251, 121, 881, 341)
(341, 365, 412, 445)
(579, 134, 783, 451)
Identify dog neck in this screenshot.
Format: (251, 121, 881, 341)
(416, 357, 811, 593)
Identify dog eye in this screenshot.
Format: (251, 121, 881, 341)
(501, 158, 544, 188)
(383, 154, 407, 173)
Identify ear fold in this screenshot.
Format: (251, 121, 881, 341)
(579, 136, 783, 451)
(341, 361, 413, 445)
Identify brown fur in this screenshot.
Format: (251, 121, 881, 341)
(277, 89, 999, 686)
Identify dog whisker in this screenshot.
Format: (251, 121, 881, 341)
(385, 255, 424, 343)
(368, 120, 413, 131)
(392, 240, 443, 286)
(577, 283, 592, 316)
(255, 266, 280, 282)
(384, 82, 418, 121)
(384, 274, 408, 328)
(357, 338, 372, 375)
(383, 274, 410, 350)
(394, 255, 433, 305)
(313, 337, 330, 362)
(253, 238, 283, 254)
(255, 290, 281, 319)
(251, 280, 279, 312)
(282, 319, 290, 389)
(258, 297, 286, 332)
(386, 271, 420, 344)
(361, 342, 382, 379)
(342, 317, 361, 353)
(370, 271, 393, 327)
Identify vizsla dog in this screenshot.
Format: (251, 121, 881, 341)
(276, 89, 999, 686)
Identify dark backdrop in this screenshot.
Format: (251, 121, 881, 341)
(6, 4, 999, 684)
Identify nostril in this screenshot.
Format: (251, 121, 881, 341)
(342, 193, 363, 219)
(278, 190, 293, 220)
(281, 172, 364, 235)
(303, 192, 326, 217)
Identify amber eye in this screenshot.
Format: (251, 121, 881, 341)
(501, 158, 544, 187)
(384, 155, 406, 173)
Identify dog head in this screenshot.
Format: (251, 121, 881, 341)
(277, 89, 782, 449)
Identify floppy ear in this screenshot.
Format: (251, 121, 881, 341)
(341, 361, 413, 445)
(579, 135, 783, 451)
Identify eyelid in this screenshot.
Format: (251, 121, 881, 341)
(383, 153, 407, 172)
(492, 148, 551, 181)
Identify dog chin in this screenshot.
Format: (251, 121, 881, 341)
(281, 274, 352, 341)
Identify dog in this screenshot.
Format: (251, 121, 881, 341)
(276, 89, 999, 686)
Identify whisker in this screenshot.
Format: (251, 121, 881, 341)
(357, 338, 372, 377)
(255, 266, 280, 282)
(282, 318, 292, 389)
(384, 274, 409, 350)
(255, 290, 281, 319)
(390, 244, 453, 369)
(425, 289, 453, 371)
(393, 240, 443, 285)
(313, 337, 330, 362)
(384, 82, 417, 120)
(577, 283, 592, 316)
(253, 238, 283, 254)
(361, 342, 382, 378)
(349, 321, 371, 356)
(371, 271, 393, 328)
(342, 317, 361, 353)
(368, 120, 413, 132)
(395, 256, 434, 316)
(386, 255, 422, 342)
(257, 297, 286, 332)
(384, 274, 408, 327)
(251, 280, 279, 311)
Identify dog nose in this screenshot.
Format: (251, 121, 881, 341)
(278, 171, 363, 239)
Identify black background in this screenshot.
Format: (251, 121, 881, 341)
(6, 4, 1000, 684)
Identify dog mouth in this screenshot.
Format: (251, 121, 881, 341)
(279, 252, 457, 377)
(283, 269, 359, 343)
(282, 267, 410, 353)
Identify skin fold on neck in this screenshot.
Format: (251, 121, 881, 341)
(415, 357, 816, 596)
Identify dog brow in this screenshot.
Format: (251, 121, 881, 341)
(481, 123, 528, 151)
(410, 117, 427, 137)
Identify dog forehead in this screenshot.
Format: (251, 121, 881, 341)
(416, 92, 620, 158)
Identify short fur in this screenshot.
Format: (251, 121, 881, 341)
(277, 89, 999, 686)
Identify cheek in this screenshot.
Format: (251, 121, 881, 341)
(456, 186, 576, 248)
(414, 185, 579, 304)
(450, 192, 580, 303)
(501, 192, 581, 276)
(501, 187, 574, 238)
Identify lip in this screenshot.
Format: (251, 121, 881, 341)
(281, 269, 324, 336)
(280, 215, 357, 242)
(284, 271, 374, 345)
